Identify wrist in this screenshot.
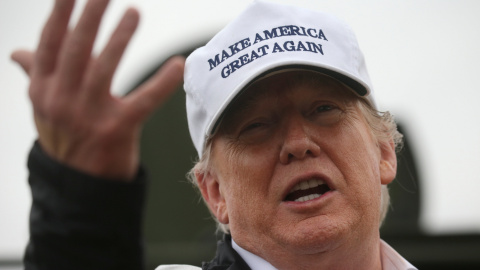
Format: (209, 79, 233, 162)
(37, 135, 140, 181)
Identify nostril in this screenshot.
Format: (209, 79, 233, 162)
(283, 147, 318, 164)
(291, 149, 312, 160)
(280, 134, 321, 164)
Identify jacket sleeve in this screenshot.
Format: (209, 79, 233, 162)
(24, 141, 147, 270)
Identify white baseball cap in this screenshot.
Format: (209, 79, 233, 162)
(184, 0, 375, 156)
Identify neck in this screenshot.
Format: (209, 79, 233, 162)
(237, 234, 383, 270)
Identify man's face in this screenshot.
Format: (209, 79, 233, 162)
(199, 71, 396, 260)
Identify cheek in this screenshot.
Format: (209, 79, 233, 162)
(220, 139, 278, 186)
(327, 122, 382, 205)
(216, 141, 277, 204)
(335, 118, 381, 175)
(214, 140, 280, 230)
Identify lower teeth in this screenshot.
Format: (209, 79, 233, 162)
(295, 193, 321, 202)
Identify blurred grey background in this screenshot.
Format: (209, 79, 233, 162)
(1, 0, 479, 269)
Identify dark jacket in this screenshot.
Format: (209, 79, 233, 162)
(202, 234, 250, 270)
(24, 142, 250, 270)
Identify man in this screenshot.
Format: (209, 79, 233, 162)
(12, 0, 415, 269)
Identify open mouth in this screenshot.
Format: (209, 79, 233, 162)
(284, 179, 331, 202)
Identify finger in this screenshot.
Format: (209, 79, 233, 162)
(125, 56, 186, 122)
(35, 0, 75, 76)
(57, 0, 110, 89)
(84, 7, 140, 97)
(11, 50, 35, 75)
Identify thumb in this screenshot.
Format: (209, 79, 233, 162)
(11, 50, 35, 76)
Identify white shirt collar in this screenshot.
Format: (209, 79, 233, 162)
(232, 238, 417, 270)
(380, 240, 417, 270)
(231, 239, 278, 270)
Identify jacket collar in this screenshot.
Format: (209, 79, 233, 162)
(202, 234, 251, 270)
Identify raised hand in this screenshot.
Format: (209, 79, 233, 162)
(11, 0, 185, 180)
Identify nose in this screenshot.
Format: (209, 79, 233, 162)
(279, 115, 321, 164)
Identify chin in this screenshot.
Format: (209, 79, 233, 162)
(274, 215, 353, 255)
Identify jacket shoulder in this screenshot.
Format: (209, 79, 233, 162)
(156, 265, 201, 270)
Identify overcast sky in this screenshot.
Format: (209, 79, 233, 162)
(1, 0, 479, 259)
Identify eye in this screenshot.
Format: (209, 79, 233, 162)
(245, 122, 265, 130)
(240, 120, 269, 134)
(309, 102, 344, 126)
(315, 104, 335, 113)
(311, 102, 338, 115)
(234, 117, 276, 144)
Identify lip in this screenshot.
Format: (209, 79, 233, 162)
(281, 171, 335, 203)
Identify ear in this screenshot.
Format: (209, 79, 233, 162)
(379, 139, 397, 185)
(195, 170, 229, 225)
